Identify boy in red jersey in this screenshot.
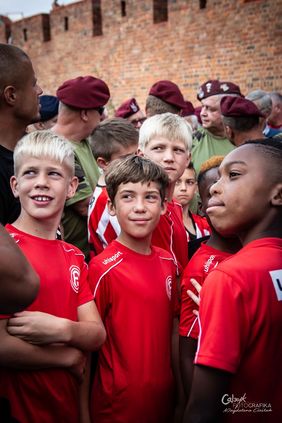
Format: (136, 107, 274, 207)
(179, 156, 240, 404)
(184, 138, 282, 423)
(173, 161, 210, 257)
(88, 118, 138, 257)
(0, 130, 106, 423)
(88, 155, 178, 423)
(139, 112, 192, 273)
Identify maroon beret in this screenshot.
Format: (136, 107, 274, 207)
(181, 100, 195, 117)
(197, 79, 243, 101)
(220, 96, 263, 117)
(149, 80, 186, 109)
(115, 98, 140, 118)
(220, 81, 243, 97)
(56, 76, 110, 109)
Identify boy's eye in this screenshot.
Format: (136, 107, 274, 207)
(146, 194, 159, 201)
(152, 146, 163, 151)
(49, 171, 62, 177)
(22, 169, 36, 176)
(229, 171, 240, 178)
(174, 147, 184, 152)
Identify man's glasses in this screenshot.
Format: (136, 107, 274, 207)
(95, 106, 105, 116)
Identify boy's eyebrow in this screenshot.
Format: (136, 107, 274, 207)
(220, 160, 247, 169)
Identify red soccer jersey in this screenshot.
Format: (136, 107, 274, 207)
(0, 224, 93, 423)
(179, 242, 231, 339)
(151, 200, 188, 274)
(88, 185, 120, 257)
(187, 213, 211, 241)
(195, 238, 282, 422)
(88, 240, 177, 423)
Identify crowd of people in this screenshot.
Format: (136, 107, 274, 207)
(0, 42, 281, 423)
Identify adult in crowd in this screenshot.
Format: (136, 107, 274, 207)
(192, 79, 242, 175)
(264, 92, 282, 137)
(246, 89, 272, 133)
(220, 96, 264, 146)
(181, 100, 199, 132)
(146, 80, 186, 117)
(0, 43, 42, 225)
(115, 97, 145, 129)
(27, 94, 59, 132)
(52, 75, 110, 261)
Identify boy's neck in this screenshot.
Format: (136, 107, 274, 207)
(207, 230, 241, 254)
(12, 213, 60, 240)
(167, 182, 175, 202)
(240, 215, 282, 246)
(117, 233, 152, 255)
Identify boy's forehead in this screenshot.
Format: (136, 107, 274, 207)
(118, 180, 160, 191)
(17, 155, 68, 170)
(146, 135, 186, 146)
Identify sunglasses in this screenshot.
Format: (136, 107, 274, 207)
(95, 106, 105, 116)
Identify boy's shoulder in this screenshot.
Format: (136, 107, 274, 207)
(6, 224, 86, 263)
(89, 241, 176, 273)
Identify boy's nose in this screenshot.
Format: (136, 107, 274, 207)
(163, 149, 174, 162)
(133, 198, 146, 212)
(34, 174, 48, 187)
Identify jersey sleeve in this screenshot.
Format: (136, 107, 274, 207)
(195, 270, 249, 373)
(77, 260, 94, 306)
(88, 261, 112, 320)
(179, 270, 205, 339)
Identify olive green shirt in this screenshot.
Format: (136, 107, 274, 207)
(62, 138, 100, 261)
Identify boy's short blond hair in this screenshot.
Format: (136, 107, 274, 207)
(105, 155, 169, 205)
(138, 112, 192, 152)
(14, 130, 75, 176)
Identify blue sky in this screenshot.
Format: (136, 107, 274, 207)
(0, 1, 77, 21)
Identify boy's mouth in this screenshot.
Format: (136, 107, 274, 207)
(31, 195, 52, 202)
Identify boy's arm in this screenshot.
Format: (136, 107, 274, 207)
(0, 319, 86, 379)
(183, 364, 231, 423)
(7, 301, 106, 351)
(0, 224, 39, 314)
(179, 336, 198, 399)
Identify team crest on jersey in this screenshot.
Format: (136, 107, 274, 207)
(70, 265, 80, 293)
(166, 275, 172, 300)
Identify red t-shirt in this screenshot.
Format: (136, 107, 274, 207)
(179, 242, 231, 338)
(0, 225, 93, 423)
(195, 238, 282, 422)
(88, 185, 120, 257)
(88, 240, 177, 423)
(151, 200, 188, 274)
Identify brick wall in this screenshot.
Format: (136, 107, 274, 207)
(1, 0, 281, 113)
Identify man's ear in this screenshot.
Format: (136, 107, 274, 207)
(107, 198, 116, 216)
(3, 86, 17, 106)
(224, 125, 234, 144)
(66, 176, 79, 199)
(96, 157, 108, 171)
(10, 175, 19, 198)
(271, 183, 282, 206)
(80, 109, 88, 122)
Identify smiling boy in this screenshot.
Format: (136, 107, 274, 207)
(184, 139, 282, 423)
(88, 155, 178, 423)
(0, 130, 105, 423)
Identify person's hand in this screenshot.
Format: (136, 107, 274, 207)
(187, 278, 202, 316)
(7, 311, 68, 345)
(67, 348, 87, 383)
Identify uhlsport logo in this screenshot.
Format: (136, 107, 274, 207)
(70, 265, 80, 293)
(166, 276, 172, 300)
